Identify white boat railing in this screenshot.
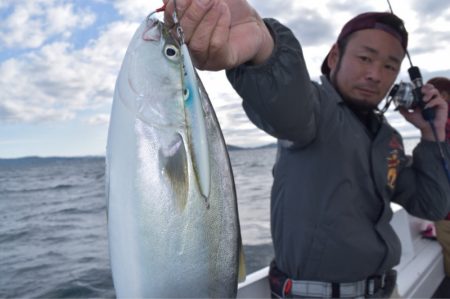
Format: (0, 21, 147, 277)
(237, 204, 444, 298)
(391, 204, 444, 298)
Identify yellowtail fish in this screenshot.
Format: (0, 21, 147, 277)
(105, 13, 245, 298)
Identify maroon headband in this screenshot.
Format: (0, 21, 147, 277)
(321, 12, 408, 75)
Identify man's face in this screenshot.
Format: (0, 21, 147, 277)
(328, 29, 405, 110)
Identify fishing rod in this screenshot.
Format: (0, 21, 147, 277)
(385, 0, 434, 121)
(386, 0, 450, 183)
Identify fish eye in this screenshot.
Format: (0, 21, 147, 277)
(164, 45, 179, 61)
(183, 88, 189, 101)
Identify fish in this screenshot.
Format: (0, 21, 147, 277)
(105, 14, 245, 298)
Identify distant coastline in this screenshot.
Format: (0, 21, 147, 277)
(0, 143, 279, 162)
(0, 156, 103, 165)
(0, 135, 423, 160)
(226, 143, 277, 151)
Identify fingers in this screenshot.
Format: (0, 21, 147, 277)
(195, 2, 231, 69)
(420, 84, 447, 137)
(164, 0, 191, 28)
(421, 84, 446, 110)
(162, 0, 266, 70)
(399, 84, 447, 141)
(188, 0, 224, 67)
(163, 0, 231, 70)
(209, 3, 230, 69)
(164, 0, 217, 42)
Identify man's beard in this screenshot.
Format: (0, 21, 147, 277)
(342, 96, 378, 112)
(330, 65, 379, 113)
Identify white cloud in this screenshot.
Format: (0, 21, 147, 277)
(0, 0, 449, 153)
(0, 20, 137, 123)
(111, 0, 156, 21)
(45, 3, 96, 35)
(0, 0, 96, 49)
(86, 114, 110, 126)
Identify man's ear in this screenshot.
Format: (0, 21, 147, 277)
(327, 43, 340, 74)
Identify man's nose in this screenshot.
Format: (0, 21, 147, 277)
(366, 64, 382, 83)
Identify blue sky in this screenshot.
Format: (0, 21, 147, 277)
(0, 0, 449, 158)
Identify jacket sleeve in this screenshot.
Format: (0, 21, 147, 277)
(225, 18, 319, 146)
(393, 140, 450, 220)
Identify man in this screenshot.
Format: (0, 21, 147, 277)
(427, 76, 450, 279)
(163, 1, 450, 297)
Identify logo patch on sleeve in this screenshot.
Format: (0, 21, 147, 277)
(386, 136, 404, 190)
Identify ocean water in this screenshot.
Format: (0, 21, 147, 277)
(0, 138, 421, 298)
(0, 148, 276, 298)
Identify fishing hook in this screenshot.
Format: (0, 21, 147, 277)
(172, 0, 186, 45)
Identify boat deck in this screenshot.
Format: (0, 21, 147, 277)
(237, 204, 445, 298)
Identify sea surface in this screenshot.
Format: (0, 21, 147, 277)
(0, 147, 277, 298)
(0, 139, 420, 298)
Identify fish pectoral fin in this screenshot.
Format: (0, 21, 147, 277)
(238, 238, 247, 283)
(159, 133, 189, 211)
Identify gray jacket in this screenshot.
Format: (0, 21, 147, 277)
(226, 18, 450, 282)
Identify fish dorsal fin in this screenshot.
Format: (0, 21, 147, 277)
(159, 133, 188, 211)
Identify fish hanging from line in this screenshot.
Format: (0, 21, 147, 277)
(105, 11, 246, 298)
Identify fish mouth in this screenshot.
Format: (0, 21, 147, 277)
(142, 16, 163, 41)
(143, 15, 180, 47)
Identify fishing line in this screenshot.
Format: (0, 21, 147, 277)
(429, 121, 450, 183)
(148, 2, 166, 18)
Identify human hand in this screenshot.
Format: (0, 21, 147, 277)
(398, 84, 448, 141)
(163, 0, 274, 70)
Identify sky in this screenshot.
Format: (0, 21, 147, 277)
(0, 0, 449, 158)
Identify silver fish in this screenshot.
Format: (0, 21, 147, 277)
(106, 15, 245, 298)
